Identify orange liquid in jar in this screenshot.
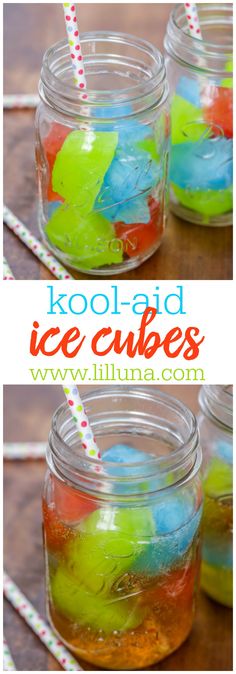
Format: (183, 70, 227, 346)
(43, 485, 201, 670)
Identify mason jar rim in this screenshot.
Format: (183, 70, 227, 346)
(46, 386, 201, 500)
(39, 31, 167, 116)
(165, 3, 233, 74)
(199, 384, 233, 431)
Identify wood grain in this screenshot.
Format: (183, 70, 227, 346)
(3, 3, 232, 280)
(3, 385, 233, 671)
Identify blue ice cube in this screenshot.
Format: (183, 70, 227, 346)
(93, 104, 150, 143)
(95, 145, 160, 223)
(133, 498, 202, 575)
(103, 443, 152, 477)
(48, 201, 62, 217)
(102, 443, 158, 494)
(215, 441, 233, 465)
(114, 195, 150, 224)
(170, 136, 233, 190)
(103, 444, 202, 574)
(203, 539, 232, 568)
(176, 76, 201, 107)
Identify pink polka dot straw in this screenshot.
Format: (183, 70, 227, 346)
(63, 3, 88, 99)
(63, 386, 101, 461)
(184, 3, 202, 40)
(3, 571, 83, 671)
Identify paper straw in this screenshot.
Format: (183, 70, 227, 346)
(3, 443, 46, 460)
(3, 258, 15, 280)
(184, 3, 202, 39)
(63, 3, 88, 98)
(3, 205, 74, 280)
(3, 637, 16, 671)
(63, 386, 101, 460)
(3, 94, 39, 109)
(3, 572, 83, 671)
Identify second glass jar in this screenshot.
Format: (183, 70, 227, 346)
(198, 384, 233, 607)
(36, 32, 169, 275)
(164, 3, 233, 227)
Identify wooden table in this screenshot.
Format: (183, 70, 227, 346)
(4, 4, 232, 280)
(4, 385, 233, 671)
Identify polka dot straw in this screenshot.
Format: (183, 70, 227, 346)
(3, 205, 74, 280)
(184, 3, 202, 40)
(3, 636, 16, 671)
(3, 572, 83, 671)
(63, 3, 88, 98)
(3, 257, 15, 280)
(4, 442, 46, 460)
(3, 94, 39, 109)
(63, 386, 101, 461)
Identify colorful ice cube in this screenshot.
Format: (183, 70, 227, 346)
(170, 137, 232, 191)
(52, 129, 118, 213)
(51, 565, 143, 632)
(45, 203, 123, 269)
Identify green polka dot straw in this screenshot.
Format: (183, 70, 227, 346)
(63, 386, 101, 461)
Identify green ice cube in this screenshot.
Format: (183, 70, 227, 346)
(51, 565, 144, 632)
(171, 183, 232, 218)
(171, 95, 209, 145)
(204, 457, 232, 498)
(45, 203, 123, 269)
(221, 59, 233, 88)
(52, 129, 118, 213)
(65, 507, 155, 595)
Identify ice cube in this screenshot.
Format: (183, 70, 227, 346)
(52, 128, 118, 214)
(170, 136, 233, 190)
(204, 457, 232, 498)
(176, 76, 201, 107)
(45, 203, 123, 269)
(171, 94, 208, 145)
(95, 144, 160, 223)
(171, 183, 232, 218)
(51, 565, 143, 632)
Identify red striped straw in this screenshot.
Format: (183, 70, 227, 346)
(184, 3, 202, 40)
(63, 4, 88, 99)
(63, 386, 101, 461)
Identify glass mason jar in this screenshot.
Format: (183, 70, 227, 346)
(164, 4, 233, 227)
(43, 386, 202, 670)
(35, 33, 169, 276)
(198, 385, 233, 607)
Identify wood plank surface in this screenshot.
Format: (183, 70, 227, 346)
(3, 3, 232, 280)
(3, 385, 233, 671)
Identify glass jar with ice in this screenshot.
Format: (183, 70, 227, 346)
(164, 3, 233, 226)
(43, 386, 202, 670)
(35, 32, 169, 275)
